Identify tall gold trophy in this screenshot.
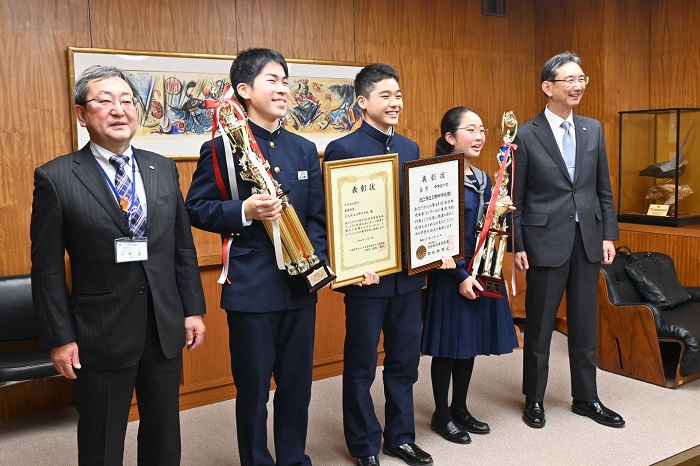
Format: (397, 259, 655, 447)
(218, 100, 335, 296)
(470, 111, 518, 299)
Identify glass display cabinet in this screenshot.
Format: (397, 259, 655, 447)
(617, 108, 700, 226)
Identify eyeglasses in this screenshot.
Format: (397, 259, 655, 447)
(457, 126, 488, 137)
(84, 95, 139, 110)
(549, 75, 590, 86)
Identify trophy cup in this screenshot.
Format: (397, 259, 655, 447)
(218, 99, 335, 296)
(469, 111, 518, 299)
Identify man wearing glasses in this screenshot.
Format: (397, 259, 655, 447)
(31, 65, 206, 464)
(512, 52, 624, 430)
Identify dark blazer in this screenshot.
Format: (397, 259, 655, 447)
(512, 110, 619, 266)
(323, 121, 426, 297)
(30, 144, 206, 371)
(185, 123, 328, 312)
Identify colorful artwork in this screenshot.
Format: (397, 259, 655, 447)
(70, 48, 364, 155)
(127, 71, 229, 136)
(285, 77, 362, 136)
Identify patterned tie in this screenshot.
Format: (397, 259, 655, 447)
(561, 121, 575, 181)
(109, 154, 146, 238)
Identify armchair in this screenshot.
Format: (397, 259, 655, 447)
(0, 274, 58, 387)
(597, 252, 700, 388)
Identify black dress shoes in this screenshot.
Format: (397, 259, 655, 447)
(450, 408, 491, 434)
(572, 399, 625, 428)
(382, 443, 433, 465)
(522, 400, 545, 428)
(356, 455, 380, 466)
(430, 414, 471, 444)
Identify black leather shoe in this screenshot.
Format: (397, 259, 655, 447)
(572, 399, 625, 428)
(430, 414, 471, 444)
(522, 400, 545, 428)
(356, 455, 380, 466)
(382, 443, 433, 465)
(450, 408, 491, 434)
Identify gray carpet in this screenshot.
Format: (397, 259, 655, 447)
(1, 331, 699, 465)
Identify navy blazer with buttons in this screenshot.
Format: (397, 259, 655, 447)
(185, 122, 328, 312)
(324, 121, 426, 297)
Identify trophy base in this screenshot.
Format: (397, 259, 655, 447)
(475, 276, 505, 300)
(286, 259, 336, 297)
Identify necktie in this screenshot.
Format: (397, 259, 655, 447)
(109, 154, 146, 238)
(561, 121, 575, 181)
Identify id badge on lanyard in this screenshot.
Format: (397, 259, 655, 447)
(115, 237, 148, 263)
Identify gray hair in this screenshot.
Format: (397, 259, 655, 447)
(540, 51, 582, 83)
(73, 65, 139, 105)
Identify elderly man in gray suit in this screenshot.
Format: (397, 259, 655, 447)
(512, 51, 624, 430)
(31, 65, 206, 465)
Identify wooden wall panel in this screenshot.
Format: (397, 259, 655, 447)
(237, 0, 356, 62)
(0, 0, 90, 277)
(88, 0, 237, 55)
(650, 0, 700, 108)
(533, 0, 650, 204)
(453, 0, 537, 177)
(354, 0, 454, 157)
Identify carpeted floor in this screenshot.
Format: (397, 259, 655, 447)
(1, 331, 699, 465)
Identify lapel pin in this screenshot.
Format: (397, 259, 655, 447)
(149, 165, 155, 170)
(583, 127, 587, 131)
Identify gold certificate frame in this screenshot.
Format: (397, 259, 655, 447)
(404, 153, 465, 275)
(323, 153, 402, 288)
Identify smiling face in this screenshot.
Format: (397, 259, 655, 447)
(542, 60, 586, 117)
(445, 111, 485, 163)
(236, 61, 290, 130)
(357, 77, 403, 133)
(74, 77, 137, 155)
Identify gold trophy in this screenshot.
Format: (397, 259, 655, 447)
(471, 111, 518, 299)
(218, 100, 335, 296)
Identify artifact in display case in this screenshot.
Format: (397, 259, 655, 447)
(617, 108, 700, 226)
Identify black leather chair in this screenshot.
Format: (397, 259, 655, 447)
(0, 274, 58, 387)
(597, 253, 700, 388)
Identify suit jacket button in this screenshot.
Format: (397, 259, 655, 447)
(569, 214, 574, 218)
(138, 287, 145, 294)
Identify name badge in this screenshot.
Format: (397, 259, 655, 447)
(298, 170, 308, 180)
(115, 237, 148, 263)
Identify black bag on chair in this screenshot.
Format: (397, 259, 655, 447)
(616, 247, 691, 309)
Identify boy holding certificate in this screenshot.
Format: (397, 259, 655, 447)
(324, 63, 435, 466)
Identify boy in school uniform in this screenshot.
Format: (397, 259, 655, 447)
(186, 48, 328, 466)
(324, 63, 433, 466)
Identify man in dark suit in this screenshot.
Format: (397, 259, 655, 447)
(324, 63, 433, 466)
(185, 48, 328, 466)
(31, 65, 206, 465)
(512, 51, 624, 429)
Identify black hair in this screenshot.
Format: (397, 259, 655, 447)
(435, 106, 479, 155)
(354, 63, 400, 99)
(230, 48, 289, 109)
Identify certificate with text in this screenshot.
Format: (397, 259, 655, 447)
(323, 154, 402, 288)
(404, 153, 465, 275)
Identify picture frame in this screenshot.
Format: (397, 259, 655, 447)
(323, 153, 402, 288)
(404, 153, 465, 275)
(68, 47, 364, 158)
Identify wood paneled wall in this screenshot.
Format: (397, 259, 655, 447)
(1, 0, 698, 419)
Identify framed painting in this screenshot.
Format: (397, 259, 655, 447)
(68, 47, 364, 158)
(323, 153, 402, 288)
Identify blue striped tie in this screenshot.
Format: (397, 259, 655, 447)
(109, 155, 146, 238)
(561, 121, 575, 181)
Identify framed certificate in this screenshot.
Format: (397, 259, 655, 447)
(323, 154, 402, 288)
(403, 153, 465, 275)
